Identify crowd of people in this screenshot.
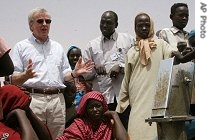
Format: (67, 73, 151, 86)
(0, 2, 194, 140)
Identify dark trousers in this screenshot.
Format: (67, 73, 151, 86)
(108, 97, 130, 130)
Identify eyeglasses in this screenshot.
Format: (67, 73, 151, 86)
(36, 19, 52, 24)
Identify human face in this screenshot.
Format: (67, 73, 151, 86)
(30, 12, 51, 43)
(135, 14, 150, 39)
(100, 12, 117, 39)
(171, 6, 189, 30)
(86, 99, 103, 121)
(68, 48, 81, 68)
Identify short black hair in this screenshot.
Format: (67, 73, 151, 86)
(171, 3, 188, 15)
(102, 10, 118, 23)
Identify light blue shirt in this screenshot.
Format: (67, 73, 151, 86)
(158, 26, 189, 48)
(12, 35, 71, 88)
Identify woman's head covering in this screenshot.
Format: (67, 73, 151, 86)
(58, 91, 112, 140)
(66, 45, 81, 70)
(76, 91, 108, 116)
(135, 12, 157, 66)
(0, 85, 31, 119)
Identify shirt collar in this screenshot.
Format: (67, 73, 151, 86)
(30, 34, 49, 45)
(102, 31, 118, 42)
(170, 26, 188, 35)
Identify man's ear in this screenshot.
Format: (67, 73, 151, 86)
(170, 14, 173, 20)
(29, 23, 33, 32)
(115, 22, 118, 28)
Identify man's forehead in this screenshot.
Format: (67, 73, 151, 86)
(33, 12, 50, 18)
(101, 16, 114, 21)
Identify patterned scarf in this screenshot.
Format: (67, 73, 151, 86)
(58, 91, 112, 140)
(135, 13, 157, 66)
(76, 91, 108, 116)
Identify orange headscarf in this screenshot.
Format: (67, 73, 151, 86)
(135, 13, 157, 66)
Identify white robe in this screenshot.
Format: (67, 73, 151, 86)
(116, 39, 177, 140)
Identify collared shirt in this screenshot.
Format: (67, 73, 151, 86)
(83, 32, 134, 104)
(158, 26, 189, 48)
(12, 35, 71, 89)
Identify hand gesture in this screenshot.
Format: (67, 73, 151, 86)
(182, 47, 194, 55)
(104, 110, 118, 119)
(24, 59, 36, 79)
(94, 64, 107, 75)
(104, 110, 119, 124)
(108, 64, 121, 78)
(177, 41, 187, 52)
(171, 51, 182, 58)
(74, 57, 95, 77)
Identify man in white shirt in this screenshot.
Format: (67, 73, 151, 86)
(83, 10, 134, 130)
(11, 7, 94, 139)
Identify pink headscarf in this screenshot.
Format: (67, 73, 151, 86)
(77, 91, 108, 116)
(57, 91, 112, 140)
(135, 12, 157, 65)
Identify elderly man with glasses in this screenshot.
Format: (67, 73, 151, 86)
(10, 7, 94, 140)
